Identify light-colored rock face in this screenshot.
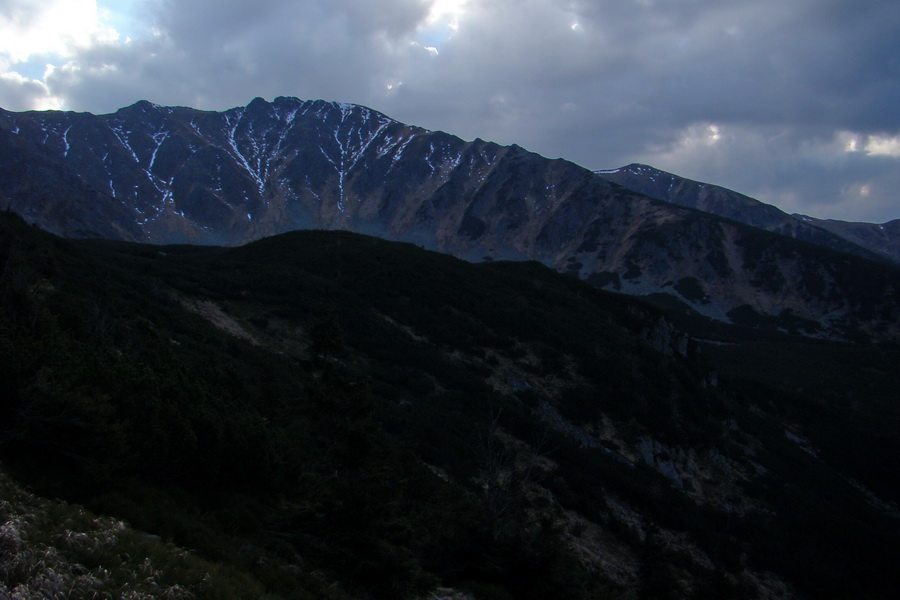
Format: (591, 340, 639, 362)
(2, 99, 900, 341)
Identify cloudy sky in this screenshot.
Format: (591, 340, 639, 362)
(2, 0, 899, 223)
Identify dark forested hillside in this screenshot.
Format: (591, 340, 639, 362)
(2, 210, 899, 599)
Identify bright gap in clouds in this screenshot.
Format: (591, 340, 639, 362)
(416, 0, 469, 50)
(0, 0, 122, 63)
(96, 0, 145, 41)
(425, 0, 469, 30)
(0, 0, 138, 109)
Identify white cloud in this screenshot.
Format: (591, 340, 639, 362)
(0, 0, 120, 61)
(0, 69, 59, 109)
(839, 131, 900, 158)
(864, 135, 900, 158)
(423, 0, 468, 29)
(0, 0, 127, 110)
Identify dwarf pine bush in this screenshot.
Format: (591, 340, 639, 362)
(0, 468, 273, 599)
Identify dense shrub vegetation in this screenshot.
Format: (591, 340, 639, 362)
(2, 211, 899, 599)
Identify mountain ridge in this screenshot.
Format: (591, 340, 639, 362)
(597, 162, 900, 264)
(2, 97, 900, 340)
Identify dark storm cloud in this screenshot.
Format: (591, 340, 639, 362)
(45, 0, 428, 112)
(3, 0, 899, 222)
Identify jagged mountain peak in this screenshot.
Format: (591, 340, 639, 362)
(114, 99, 162, 113)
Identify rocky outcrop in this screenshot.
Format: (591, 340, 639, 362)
(641, 317, 690, 357)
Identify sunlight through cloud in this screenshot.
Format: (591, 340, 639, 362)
(424, 0, 469, 30)
(0, 0, 128, 109)
(0, 0, 121, 62)
(415, 0, 469, 51)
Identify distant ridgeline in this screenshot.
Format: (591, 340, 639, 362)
(2, 98, 900, 341)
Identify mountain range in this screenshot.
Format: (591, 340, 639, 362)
(3, 96, 900, 599)
(2, 97, 899, 342)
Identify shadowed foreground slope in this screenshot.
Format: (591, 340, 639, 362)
(2, 211, 899, 599)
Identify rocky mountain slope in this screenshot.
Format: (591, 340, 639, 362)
(3, 211, 899, 599)
(598, 162, 900, 265)
(794, 213, 900, 264)
(0, 126, 141, 241)
(2, 98, 900, 341)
